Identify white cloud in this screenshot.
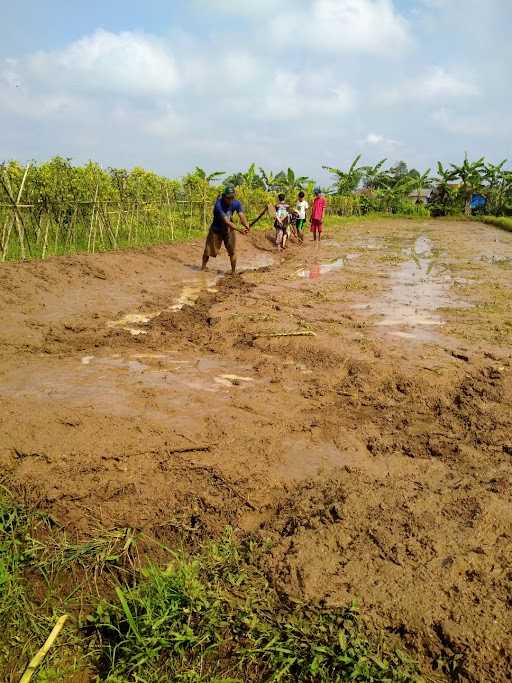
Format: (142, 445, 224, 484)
(262, 70, 355, 121)
(362, 132, 401, 146)
(29, 29, 179, 97)
(193, 0, 284, 15)
(221, 51, 261, 85)
(378, 66, 480, 106)
(421, 67, 479, 98)
(272, 0, 411, 56)
(431, 108, 491, 135)
(145, 107, 184, 138)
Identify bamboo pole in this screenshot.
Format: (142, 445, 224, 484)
(1, 213, 14, 261)
(114, 205, 122, 243)
(41, 214, 50, 259)
(1, 164, 31, 259)
(87, 184, 99, 253)
(165, 189, 175, 241)
(19, 614, 69, 683)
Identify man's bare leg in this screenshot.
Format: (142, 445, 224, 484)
(201, 253, 209, 271)
(229, 254, 237, 275)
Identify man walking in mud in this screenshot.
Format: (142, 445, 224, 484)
(202, 186, 250, 275)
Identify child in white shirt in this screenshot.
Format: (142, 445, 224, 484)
(295, 191, 309, 244)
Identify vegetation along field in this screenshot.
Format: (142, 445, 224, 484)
(0, 155, 512, 682)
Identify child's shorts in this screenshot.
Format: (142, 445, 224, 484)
(311, 220, 323, 233)
(296, 219, 306, 231)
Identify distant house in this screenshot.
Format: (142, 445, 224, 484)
(408, 188, 432, 205)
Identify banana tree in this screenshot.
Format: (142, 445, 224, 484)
(225, 163, 265, 190)
(259, 168, 277, 192)
(483, 160, 507, 214)
(191, 167, 226, 185)
(362, 159, 388, 190)
(274, 168, 311, 196)
(450, 154, 486, 216)
(409, 169, 432, 203)
(377, 175, 416, 213)
(323, 155, 366, 195)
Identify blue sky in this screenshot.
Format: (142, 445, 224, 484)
(1, 0, 511, 183)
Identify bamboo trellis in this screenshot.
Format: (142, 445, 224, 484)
(0, 188, 214, 261)
(0, 163, 272, 261)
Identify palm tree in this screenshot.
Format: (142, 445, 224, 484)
(323, 155, 366, 195)
(450, 153, 486, 216)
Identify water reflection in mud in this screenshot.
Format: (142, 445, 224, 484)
(78, 353, 256, 393)
(370, 235, 457, 340)
(297, 258, 344, 279)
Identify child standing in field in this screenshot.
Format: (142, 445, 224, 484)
(311, 188, 327, 243)
(295, 191, 309, 244)
(274, 193, 290, 251)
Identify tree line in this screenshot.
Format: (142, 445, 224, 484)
(0, 154, 511, 260)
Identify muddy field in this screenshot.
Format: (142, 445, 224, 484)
(1, 218, 511, 681)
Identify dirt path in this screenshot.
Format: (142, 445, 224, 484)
(1, 219, 511, 681)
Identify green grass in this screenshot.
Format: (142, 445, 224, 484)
(0, 489, 424, 682)
(476, 215, 512, 233)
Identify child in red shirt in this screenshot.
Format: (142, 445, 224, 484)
(311, 188, 327, 242)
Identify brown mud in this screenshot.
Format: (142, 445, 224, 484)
(1, 219, 511, 681)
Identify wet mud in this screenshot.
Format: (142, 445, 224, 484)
(1, 220, 511, 681)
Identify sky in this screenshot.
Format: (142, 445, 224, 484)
(1, 0, 511, 183)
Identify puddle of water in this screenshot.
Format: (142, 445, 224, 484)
(107, 312, 157, 336)
(357, 237, 384, 251)
(239, 253, 274, 271)
(168, 277, 219, 312)
(273, 438, 402, 482)
(91, 357, 149, 373)
(368, 235, 461, 340)
(297, 258, 344, 279)
(75, 353, 258, 396)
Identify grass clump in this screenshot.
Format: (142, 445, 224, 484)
(88, 531, 422, 682)
(1, 488, 423, 682)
